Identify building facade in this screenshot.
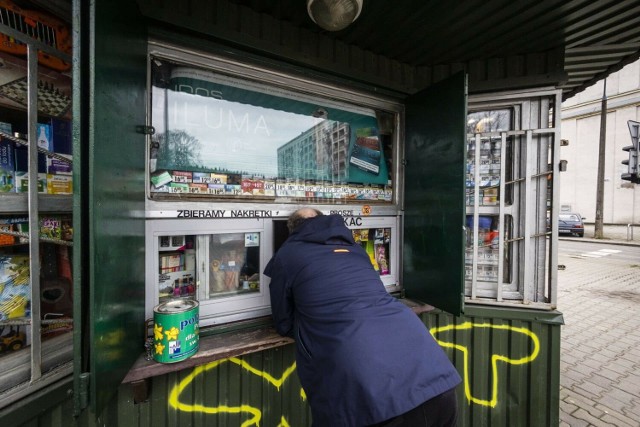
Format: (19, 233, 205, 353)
(560, 60, 640, 224)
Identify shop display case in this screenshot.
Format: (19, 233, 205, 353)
(0, 19, 74, 401)
(143, 45, 405, 326)
(464, 98, 557, 305)
(145, 215, 400, 326)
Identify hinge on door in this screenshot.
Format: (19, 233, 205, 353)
(135, 125, 155, 135)
(77, 372, 90, 412)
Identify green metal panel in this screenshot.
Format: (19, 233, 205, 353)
(107, 345, 311, 427)
(75, 0, 148, 416)
(423, 307, 563, 427)
(11, 307, 561, 426)
(403, 72, 467, 315)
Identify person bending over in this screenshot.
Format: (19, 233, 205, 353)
(264, 208, 461, 427)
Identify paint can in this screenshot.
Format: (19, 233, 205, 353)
(153, 299, 199, 363)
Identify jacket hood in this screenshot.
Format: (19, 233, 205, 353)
(290, 214, 354, 245)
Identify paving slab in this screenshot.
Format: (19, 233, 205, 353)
(558, 232, 640, 427)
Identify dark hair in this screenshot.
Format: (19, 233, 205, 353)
(287, 208, 323, 233)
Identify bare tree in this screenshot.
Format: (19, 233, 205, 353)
(157, 129, 202, 169)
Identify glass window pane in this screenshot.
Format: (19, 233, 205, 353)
(157, 232, 261, 306)
(149, 58, 394, 203)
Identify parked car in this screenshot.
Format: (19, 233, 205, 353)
(558, 213, 585, 237)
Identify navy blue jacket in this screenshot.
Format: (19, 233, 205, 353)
(264, 214, 461, 426)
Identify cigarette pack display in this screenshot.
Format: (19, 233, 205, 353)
(150, 170, 172, 188)
(207, 184, 225, 195)
(224, 184, 241, 195)
(192, 172, 212, 184)
(264, 178, 275, 196)
(252, 179, 265, 196)
(241, 176, 254, 195)
(172, 170, 192, 183)
(211, 173, 227, 184)
(168, 182, 189, 193)
(188, 183, 208, 194)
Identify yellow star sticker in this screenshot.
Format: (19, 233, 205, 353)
(154, 323, 163, 341)
(165, 326, 179, 341)
(155, 342, 165, 355)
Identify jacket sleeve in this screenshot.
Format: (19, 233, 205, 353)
(265, 256, 294, 337)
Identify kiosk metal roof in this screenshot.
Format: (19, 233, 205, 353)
(226, 0, 640, 100)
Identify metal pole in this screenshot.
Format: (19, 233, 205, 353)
(594, 80, 607, 239)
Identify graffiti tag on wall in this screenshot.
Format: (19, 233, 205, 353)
(431, 322, 540, 408)
(168, 322, 540, 424)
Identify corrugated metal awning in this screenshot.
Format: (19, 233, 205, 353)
(227, 0, 640, 100)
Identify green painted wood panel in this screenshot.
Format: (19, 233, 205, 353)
(403, 72, 467, 315)
(10, 308, 561, 427)
(78, 0, 148, 416)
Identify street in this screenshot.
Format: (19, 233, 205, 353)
(557, 239, 640, 427)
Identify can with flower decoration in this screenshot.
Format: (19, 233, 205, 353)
(152, 299, 199, 363)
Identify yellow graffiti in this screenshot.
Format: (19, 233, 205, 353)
(430, 322, 540, 408)
(168, 357, 299, 427)
(278, 416, 291, 427)
(168, 322, 540, 423)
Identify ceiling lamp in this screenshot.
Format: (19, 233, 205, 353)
(307, 0, 363, 32)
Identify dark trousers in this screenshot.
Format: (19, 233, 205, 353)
(368, 387, 458, 427)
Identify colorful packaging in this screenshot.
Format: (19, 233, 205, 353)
(188, 183, 208, 194)
(0, 139, 15, 193)
(153, 299, 199, 363)
(46, 155, 72, 175)
(0, 223, 15, 246)
(0, 255, 30, 321)
(47, 174, 72, 194)
(39, 216, 62, 240)
(172, 171, 192, 184)
(36, 123, 52, 151)
(192, 172, 212, 184)
(16, 172, 47, 193)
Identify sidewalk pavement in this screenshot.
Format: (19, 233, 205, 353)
(557, 225, 640, 426)
(568, 223, 640, 247)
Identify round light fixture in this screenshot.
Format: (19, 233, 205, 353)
(307, 0, 363, 32)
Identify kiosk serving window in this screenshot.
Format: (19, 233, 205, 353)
(145, 215, 400, 326)
(144, 47, 404, 326)
(146, 219, 272, 327)
(148, 57, 395, 204)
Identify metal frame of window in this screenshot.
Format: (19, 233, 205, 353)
(0, 23, 73, 409)
(145, 41, 405, 218)
(143, 42, 407, 324)
(465, 89, 560, 310)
